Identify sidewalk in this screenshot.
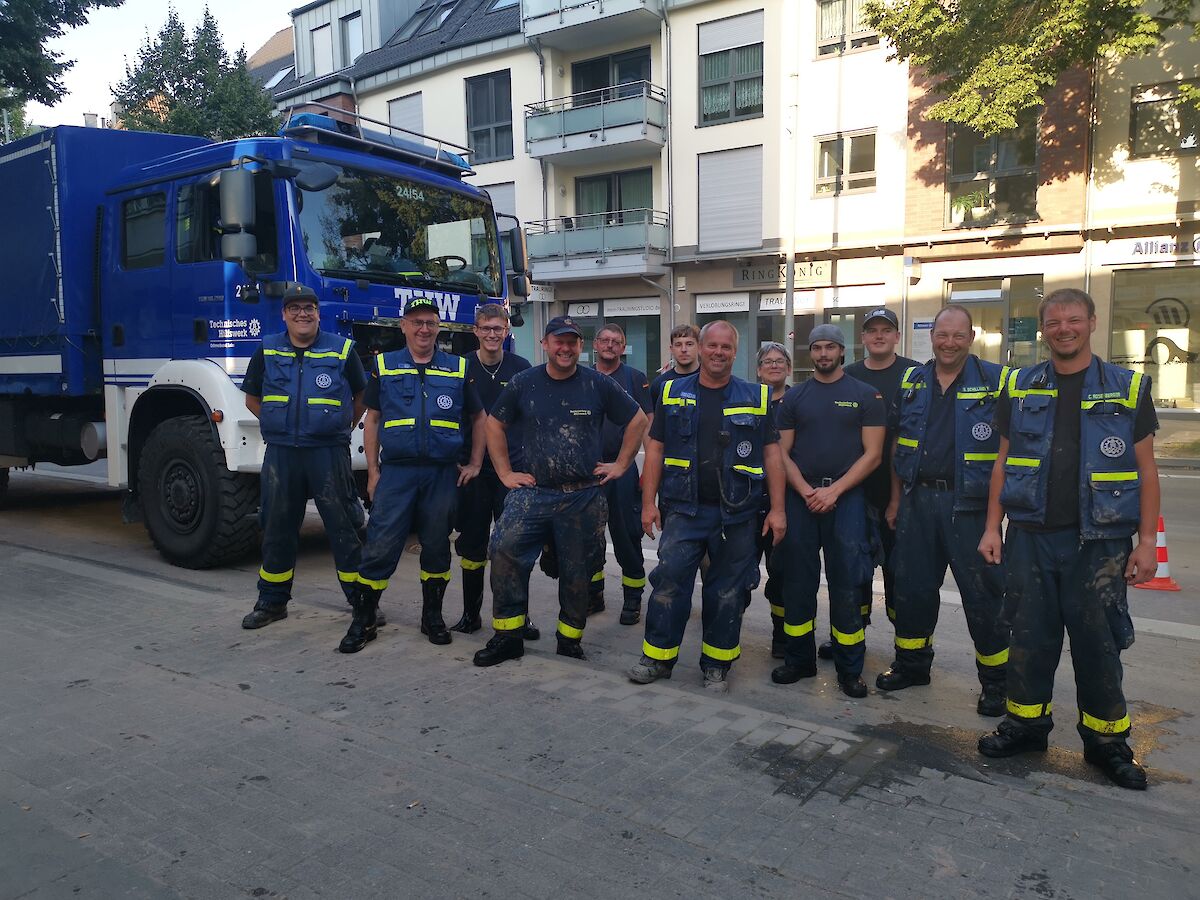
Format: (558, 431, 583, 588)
(0, 476, 1197, 898)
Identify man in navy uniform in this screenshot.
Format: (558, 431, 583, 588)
(771, 325, 885, 698)
(876, 305, 1009, 716)
(339, 296, 485, 653)
(450, 303, 539, 640)
(240, 287, 367, 631)
(628, 320, 786, 694)
(473, 316, 647, 666)
(978, 289, 1160, 790)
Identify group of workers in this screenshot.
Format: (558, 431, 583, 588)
(238, 286, 1161, 792)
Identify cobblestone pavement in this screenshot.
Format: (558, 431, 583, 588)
(1, 474, 1197, 899)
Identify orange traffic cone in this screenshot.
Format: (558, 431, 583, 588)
(1134, 516, 1181, 592)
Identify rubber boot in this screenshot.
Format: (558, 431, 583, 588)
(451, 567, 485, 634)
(619, 587, 642, 626)
(523, 614, 541, 641)
(770, 614, 786, 659)
(420, 580, 452, 645)
(338, 587, 379, 653)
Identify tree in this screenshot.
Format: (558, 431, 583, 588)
(1, 88, 37, 141)
(864, 0, 1199, 135)
(0, 0, 124, 111)
(112, 7, 277, 141)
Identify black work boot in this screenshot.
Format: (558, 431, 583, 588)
(771, 662, 817, 684)
(978, 718, 1049, 758)
(817, 640, 834, 661)
(420, 580, 452, 645)
(876, 666, 932, 692)
(587, 583, 605, 616)
(473, 632, 524, 667)
(345, 592, 385, 626)
(451, 567, 485, 634)
(977, 681, 1006, 717)
(242, 605, 287, 629)
(770, 616, 786, 659)
(619, 590, 642, 626)
(837, 673, 868, 698)
(1084, 741, 1148, 790)
(338, 588, 379, 653)
(523, 614, 541, 641)
(556, 636, 587, 660)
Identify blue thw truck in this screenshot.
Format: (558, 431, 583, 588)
(0, 109, 529, 568)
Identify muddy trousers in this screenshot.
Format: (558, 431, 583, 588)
(454, 469, 509, 604)
(357, 463, 458, 596)
(1002, 527, 1135, 747)
(642, 505, 758, 671)
(777, 487, 871, 677)
(489, 485, 607, 642)
(865, 502, 895, 625)
(889, 484, 1008, 687)
(256, 444, 362, 610)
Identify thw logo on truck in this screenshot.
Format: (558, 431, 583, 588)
(394, 287, 461, 321)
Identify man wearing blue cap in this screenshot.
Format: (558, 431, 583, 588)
(473, 315, 647, 667)
(339, 296, 485, 653)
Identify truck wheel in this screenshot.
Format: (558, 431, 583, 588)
(138, 416, 259, 569)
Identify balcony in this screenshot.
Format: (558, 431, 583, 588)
(526, 210, 669, 281)
(522, 0, 662, 50)
(525, 83, 667, 165)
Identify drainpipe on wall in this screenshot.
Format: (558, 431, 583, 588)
(530, 38, 549, 222)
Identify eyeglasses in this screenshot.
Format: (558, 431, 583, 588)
(475, 325, 507, 335)
(406, 319, 439, 332)
(285, 304, 318, 315)
(760, 358, 789, 366)
(594, 337, 624, 346)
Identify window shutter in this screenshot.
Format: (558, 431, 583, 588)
(698, 10, 764, 55)
(388, 93, 424, 142)
(698, 145, 763, 251)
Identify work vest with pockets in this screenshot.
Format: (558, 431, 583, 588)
(1000, 357, 1143, 540)
(893, 355, 1008, 513)
(659, 373, 769, 525)
(376, 347, 468, 464)
(258, 330, 356, 447)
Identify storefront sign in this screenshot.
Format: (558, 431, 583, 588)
(758, 291, 817, 312)
(911, 319, 934, 361)
(733, 260, 829, 288)
(567, 302, 599, 318)
(1100, 235, 1200, 266)
(528, 283, 555, 304)
(603, 297, 661, 317)
(819, 284, 888, 308)
(695, 292, 750, 313)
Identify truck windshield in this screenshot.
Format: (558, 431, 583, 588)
(293, 161, 500, 295)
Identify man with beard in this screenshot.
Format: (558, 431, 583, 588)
(473, 316, 647, 667)
(977, 289, 1160, 790)
(771, 325, 885, 698)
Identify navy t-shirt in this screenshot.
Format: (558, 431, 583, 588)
(491, 364, 639, 487)
(462, 351, 531, 470)
(598, 364, 652, 462)
(844, 356, 917, 508)
(776, 373, 886, 482)
(917, 369, 963, 484)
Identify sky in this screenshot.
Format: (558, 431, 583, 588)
(26, 0, 293, 127)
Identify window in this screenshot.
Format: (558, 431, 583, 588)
(575, 169, 653, 226)
(176, 177, 277, 270)
(264, 66, 293, 90)
(947, 114, 1038, 227)
(466, 70, 513, 164)
(572, 47, 650, 103)
(698, 145, 763, 251)
(817, 0, 878, 56)
(699, 44, 763, 124)
(815, 130, 876, 195)
(122, 193, 166, 269)
(311, 24, 333, 76)
(488, 0, 518, 9)
(1131, 80, 1200, 158)
(396, 0, 457, 41)
(340, 12, 363, 65)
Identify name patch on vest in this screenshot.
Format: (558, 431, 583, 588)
(1100, 436, 1127, 458)
(436, 394, 454, 410)
(315, 373, 333, 389)
(971, 422, 993, 441)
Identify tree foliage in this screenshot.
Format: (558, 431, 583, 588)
(112, 7, 277, 141)
(1, 87, 37, 141)
(0, 0, 125, 110)
(864, 0, 1200, 135)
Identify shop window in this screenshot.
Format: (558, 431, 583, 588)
(815, 130, 876, 195)
(1111, 267, 1200, 409)
(945, 275, 1045, 367)
(1130, 80, 1200, 158)
(466, 70, 513, 163)
(817, 0, 878, 56)
(947, 113, 1038, 227)
(122, 192, 166, 270)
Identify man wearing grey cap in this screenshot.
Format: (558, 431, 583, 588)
(771, 324, 886, 697)
(840, 308, 918, 654)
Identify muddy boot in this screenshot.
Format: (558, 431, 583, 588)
(556, 635, 587, 660)
(523, 614, 541, 641)
(420, 580, 452, 645)
(587, 577, 605, 616)
(770, 614, 786, 659)
(619, 589, 641, 626)
(339, 588, 379, 653)
(451, 566, 485, 634)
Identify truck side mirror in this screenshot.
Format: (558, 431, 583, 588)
(506, 224, 530, 298)
(219, 168, 256, 229)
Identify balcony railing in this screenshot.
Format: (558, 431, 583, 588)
(525, 82, 667, 149)
(526, 210, 669, 263)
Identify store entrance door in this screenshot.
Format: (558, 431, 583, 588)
(947, 275, 1044, 367)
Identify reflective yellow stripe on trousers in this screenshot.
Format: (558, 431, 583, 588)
(1080, 711, 1131, 734)
(643, 640, 679, 661)
(701, 642, 740, 661)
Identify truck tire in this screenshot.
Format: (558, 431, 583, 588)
(138, 416, 259, 569)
